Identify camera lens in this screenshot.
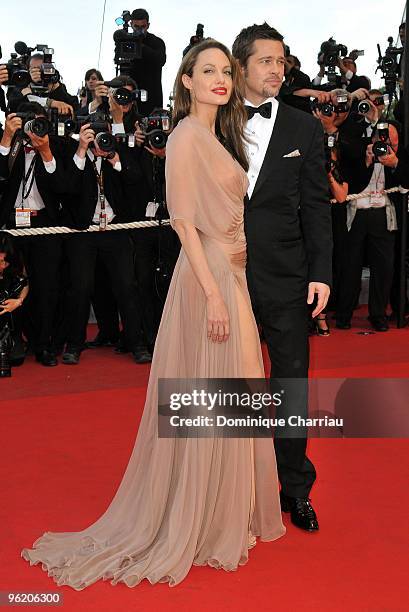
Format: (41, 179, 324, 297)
(24, 117, 49, 138)
(147, 130, 168, 149)
(358, 100, 371, 114)
(113, 87, 132, 106)
(373, 141, 389, 158)
(10, 69, 31, 88)
(95, 132, 116, 153)
(320, 103, 334, 117)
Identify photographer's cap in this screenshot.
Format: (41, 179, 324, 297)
(131, 8, 149, 21)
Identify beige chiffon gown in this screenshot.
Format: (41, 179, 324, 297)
(21, 114, 285, 589)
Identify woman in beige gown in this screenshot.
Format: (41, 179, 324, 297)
(21, 40, 285, 589)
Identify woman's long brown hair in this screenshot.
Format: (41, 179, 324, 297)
(172, 39, 249, 172)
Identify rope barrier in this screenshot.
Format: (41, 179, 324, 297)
(1, 186, 408, 237)
(330, 185, 408, 204)
(2, 218, 171, 237)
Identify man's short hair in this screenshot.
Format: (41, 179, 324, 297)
(368, 89, 383, 97)
(131, 8, 149, 21)
(400, 22, 406, 29)
(232, 22, 285, 68)
(15, 101, 48, 118)
(114, 74, 138, 90)
(29, 53, 44, 64)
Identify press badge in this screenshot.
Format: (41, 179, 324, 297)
(15, 209, 31, 228)
(146, 201, 159, 218)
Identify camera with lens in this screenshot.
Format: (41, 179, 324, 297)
(183, 23, 205, 57)
(317, 37, 348, 89)
(319, 38, 348, 68)
(113, 10, 146, 74)
(141, 113, 171, 149)
(1, 41, 31, 89)
(14, 111, 50, 138)
(376, 37, 403, 97)
(357, 94, 389, 115)
(311, 93, 349, 116)
(104, 79, 148, 106)
(372, 122, 390, 160)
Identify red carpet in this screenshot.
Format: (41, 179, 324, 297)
(1, 312, 409, 611)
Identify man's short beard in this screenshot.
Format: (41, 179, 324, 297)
(262, 83, 279, 98)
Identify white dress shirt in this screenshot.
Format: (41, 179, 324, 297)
(0, 144, 56, 210)
(73, 150, 121, 224)
(244, 97, 279, 198)
(356, 163, 388, 209)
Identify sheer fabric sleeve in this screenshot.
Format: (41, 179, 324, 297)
(165, 121, 205, 232)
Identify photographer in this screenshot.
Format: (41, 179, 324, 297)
(7, 53, 78, 115)
(339, 57, 371, 93)
(335, 122, 409, 331)
(89, 75, 140, 137)
(0, 102, 65, 365)
(77, 68, 103, 115)
(129, 109, 179, 350)
(126, 8, 166, 115)
(279, 55, 315, 113)
(60, 121, 149, 365)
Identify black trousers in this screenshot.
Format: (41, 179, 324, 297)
(336, 208, 395, 321)
(249, 288, 316, 499)
(64, 231, 144, 351)
(131, 226, 180, 347)
(12, 213, 62, 352)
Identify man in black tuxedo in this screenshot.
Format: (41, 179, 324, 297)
(0, 103, 65, 366)
(233, 23, 332, 531)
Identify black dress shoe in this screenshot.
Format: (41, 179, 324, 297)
(335, 319, 351, 330)
(132, 347, 152, 364)
(35, 350, 58, 367)
(86, 334, 119, 348)
(62, 348, 81, 365)
(369, 316, 389, 332)
(280, 493, 319, 532)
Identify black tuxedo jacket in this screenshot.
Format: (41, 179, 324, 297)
(244, 101, 332, 309)
(0, 136, 65, 228)
(60, 142, 143, 229)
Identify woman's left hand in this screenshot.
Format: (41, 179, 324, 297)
(0, 298, 22, 315)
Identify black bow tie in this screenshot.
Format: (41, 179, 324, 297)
(245, 102, 272, 120)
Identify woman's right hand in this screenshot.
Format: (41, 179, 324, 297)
(206, 293, 230, 343)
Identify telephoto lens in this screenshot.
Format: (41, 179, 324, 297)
(358, 100, 371, 114)
(23, 117, 50, 138)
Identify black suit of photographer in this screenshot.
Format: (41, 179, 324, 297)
(129, 33, 166, 115)
(280, 68, 313, 114)
(336, 131, 409, 323)
(0, 136, 65, 354)
(128, 147, 179, 347)
(61, 142, 145, 353)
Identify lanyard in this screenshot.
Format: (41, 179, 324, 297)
(91, 158, 107, 231)
(21, 154, 37, 209)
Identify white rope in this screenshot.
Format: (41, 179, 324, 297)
(2, 186, 408, 237)
(330, 185, 408, 205)
(2, 219, 171, 237)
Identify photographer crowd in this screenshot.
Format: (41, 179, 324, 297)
(0, 11, 408, 376)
